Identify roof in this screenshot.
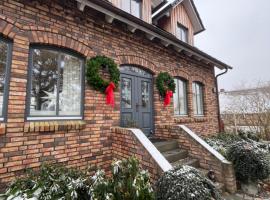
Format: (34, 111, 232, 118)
(152, 0, 205, 34)
(75, 0, 232, 70)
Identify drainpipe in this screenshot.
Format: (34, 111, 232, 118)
(215, 67, 228, 133)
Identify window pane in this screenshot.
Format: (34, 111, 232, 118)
(59, 54, 82, 116)
(193, 83, 204, 115)
(121, 0, 131, 13)
(0, 41, 7, 116)
(177, 24, 188, 43)
(30, 49, 58, 116)
(179, 80, 187, 115)
(131, 0, 141, 18)
(173, 79, 180, 115)
(192, 83, 198, 115)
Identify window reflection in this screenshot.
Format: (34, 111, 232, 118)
(121, 78, 132, 109)
(141, 81, 149, 108)
(30, 48, 82, 117)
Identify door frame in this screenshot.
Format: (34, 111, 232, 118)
(120, 65, 155, 135)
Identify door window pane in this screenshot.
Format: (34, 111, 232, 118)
(29, 48, 83, 117)
(141, 81, 149, 108)
(121, 78, 132, 109)
(173, 79, 188, 115)
(0, 39, 8, 117)
(193, 82, 204, 115)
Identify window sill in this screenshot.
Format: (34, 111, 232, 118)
(194, 116, 207, 122)
(24, 120, 86, 133)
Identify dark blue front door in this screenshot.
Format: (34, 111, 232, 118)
(120, 66, 153, 136)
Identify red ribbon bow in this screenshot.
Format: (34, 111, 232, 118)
(164, 90, 173, 107)
(105, 82, 116, 107)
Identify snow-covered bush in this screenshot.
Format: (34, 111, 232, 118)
(156, 165, 221, 200)
(0, 157, 154, 200)
(206, 132, 269, 157)
(0, 164, 92, 200)
(227, 141, 270, 183)
(91, 156, 155, 200)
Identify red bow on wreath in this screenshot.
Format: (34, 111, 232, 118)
(105, 82, 116, 107)
(164, 90, 173, 107)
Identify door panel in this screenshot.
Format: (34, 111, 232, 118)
(120, 69, 153, 136)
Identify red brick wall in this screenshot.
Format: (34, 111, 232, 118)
(111, 127, 162, 183)
(0, 0, 220, 187)
(155, 125, 237, 193)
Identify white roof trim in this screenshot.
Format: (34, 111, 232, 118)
(152, 0, 204, 34)
(75, 0, 229, 69)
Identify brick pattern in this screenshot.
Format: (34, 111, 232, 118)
(0, 0, 220, 188)
(111, 127, 162, 183)
(24, 121, 87, 133)
(155, 125, 237, 193)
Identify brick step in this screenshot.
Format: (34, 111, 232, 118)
(153, 140, 179, 152)
(172, 157, 200, 168)
(162, 149, 188, 163)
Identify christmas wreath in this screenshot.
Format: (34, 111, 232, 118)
(86, 56, 120, 107)
(156, 72, 176, 106)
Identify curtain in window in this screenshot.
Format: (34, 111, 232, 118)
(173, 79, 188, 115)
(193, 82, 204, 115)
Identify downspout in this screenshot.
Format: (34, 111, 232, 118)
(215, 67, 228, 133)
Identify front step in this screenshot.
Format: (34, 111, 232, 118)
(163, 149, 188, 163)
(153, 139, 225, 193)
(172, 157, 199, 168)
(154, 140, 179, 152)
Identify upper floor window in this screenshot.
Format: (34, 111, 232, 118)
(192, 82, 204, 116)
(176, 23, 188, 43)
(0, 37, 11, 121)
(173, 78, 188, 116)
(27, 47, 84, 120)
(121, 0, 142, 18)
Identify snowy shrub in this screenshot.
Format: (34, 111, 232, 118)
(91, 156, 155, 200)
(0, 157, 154, 200)
(227, 141, 270, 183)
(156, 165, 221, 200)
(206, 132, 269, 157)
(0, 164, 92, 200)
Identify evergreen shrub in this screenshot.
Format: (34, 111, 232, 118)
(156, 165, 221, 200)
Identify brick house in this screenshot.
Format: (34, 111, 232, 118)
(0, 0, 237, 192)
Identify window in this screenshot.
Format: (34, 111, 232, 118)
(27, 47, 84, 120)
(173, 78, 188, 115)
(192, 82, 204, 116)
(176, 23, 188, 43)
(0, 37, 11, 121)
(121, 0, 142, 18)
